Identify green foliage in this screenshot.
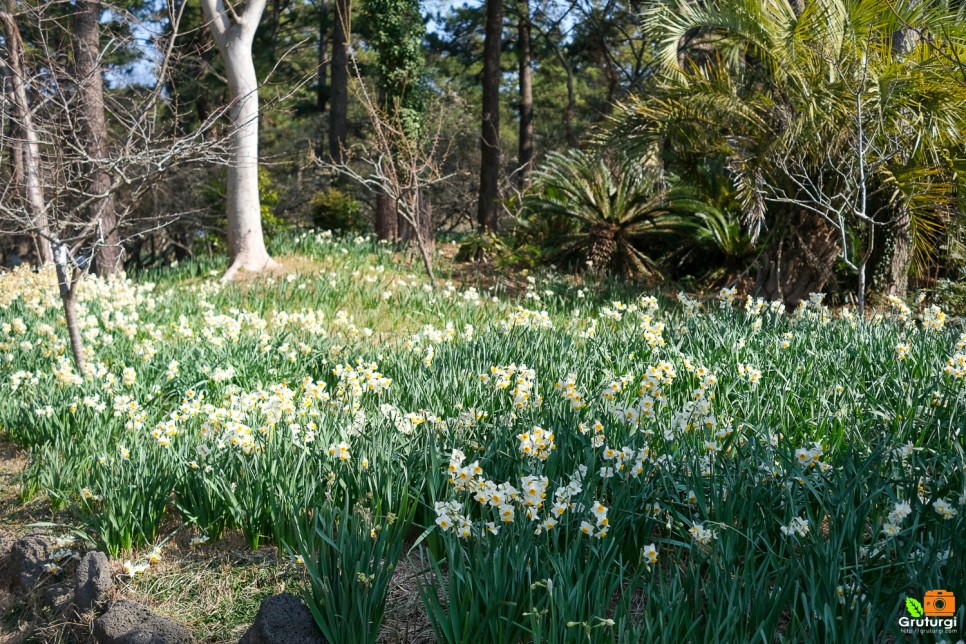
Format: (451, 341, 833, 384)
(258, 167, 289, 237)
(453, 231, 507, 263)
(21, 437, 90, 512)
(361, 0, 426, 137)
(172, 456, 232, 542)
(934, 212, 966, 315)
(686, 209, 757, 283)
(78, 446, 178, 557)
(420, 529, 541, 644)
(2, 234, 965, 642)
(612, 0, 966, 292)
(294, 480, 416, 644)
(310, 187, 365, 233)
(523, 150, 707, 277)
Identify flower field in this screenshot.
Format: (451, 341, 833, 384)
(2, 233, 964, 643)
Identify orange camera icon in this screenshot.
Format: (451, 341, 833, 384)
(924, 590, 956, 617)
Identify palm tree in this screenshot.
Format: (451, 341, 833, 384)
(613, 0, 966, 304)
(524, 150, 708, 277)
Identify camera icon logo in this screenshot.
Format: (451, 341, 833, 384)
(924, 590, 956, 617)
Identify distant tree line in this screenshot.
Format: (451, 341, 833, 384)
(1, 0, 964, 309)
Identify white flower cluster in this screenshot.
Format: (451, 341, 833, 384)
(886, 295, 912, 323)
(480, 363, 541, 410)
(779, 516, 810, 538)
(881, 501, 912, 537)
(517, 426, 556, 461)
(794, 442, 828, 471)
(501, 306, 552, 332)
(677, 292, 701, 317)
(920, 304, 946, 332)
(554, 374, 587, 410)
(690, 522, 718, 545)
(791, 293, 830, 325)
(404, 322, 473, 367)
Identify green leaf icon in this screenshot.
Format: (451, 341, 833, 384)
(906, 597, 924, 617)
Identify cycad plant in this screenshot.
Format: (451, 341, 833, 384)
(524, 150, 707, 277)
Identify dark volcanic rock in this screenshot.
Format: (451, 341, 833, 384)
(75, 551, 113, 612)
(8, 532, 54, 591)
(93, 601, 191, 644)
(238, 593, 326, 644)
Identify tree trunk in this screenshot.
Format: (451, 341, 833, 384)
(222, 46, 274, 278)
(870, 23, 918, 300)
(755, 210, 841, 308)
(587, 222, 616, 274)
(54, 245, 87, 376)
(314, 0, 329, 157)
(329, 0, 349, 163)
(376, 190, 398, 241)
(0, 39, 23, 188)
(546, 39, 577, 148)
(477, 0, 502, 234)
(516, 0, 533, 181)
(10, 135, 24, 192)
(317, 0, 329, 113)
(870, 207, 911, 299)
(2, 53, 25, 189)
(200, 0, 276, 279)
(562, 58, 577, 148)
(61, 290, 86, 376)
(405, 191, 435, 288)
(400, 190, 433, 249)
(398, 195, 414, 243)
(74, 0, 121, 276)
(418, 191, 433, 254)
(0, 10, 52, 263)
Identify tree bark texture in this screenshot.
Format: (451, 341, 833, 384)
(375, 190, 398, 241)
(755, 210, 841, 308)
(545, 39, 577, 148)
(870, 206, 911, 298)
(477, 0, 502, 233)
(54, 245, 87, 375)
(328, 0, 349, 162)
(74, 0, 121, 276)
(317, 0, 329, 111)
(870, 21, 920, 299)
(517, 0, 533, 181)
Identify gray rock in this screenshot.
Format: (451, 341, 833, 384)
(76, 551, 113, 612)
(239, 593, 326, 644)
(93, 601, 191, 644)
(43, 581, 73, 614)
(8, 532, 53, 591)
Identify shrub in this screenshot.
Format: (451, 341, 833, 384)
(310, 187, 365, 234)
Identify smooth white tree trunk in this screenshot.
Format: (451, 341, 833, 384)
(222, 44, 275, 279)
(200, 0, 277, 280)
